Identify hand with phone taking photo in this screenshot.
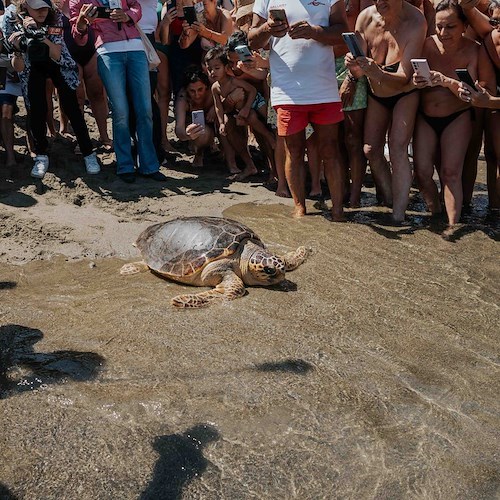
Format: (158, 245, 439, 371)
(267, 10, 289, 38)
(288, 20, 317, 40)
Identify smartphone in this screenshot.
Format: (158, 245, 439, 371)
(183, 5, 196, 24)
(234, 44, 252, 62)
(342, 32, 364, 58)
(194, 1, 205, 23)
(455, 69, 477, 90)
(269, 8, 288, 24)
(0, 67, 6, 91)
(192, 110, 205, 128)
(411, 58, 431, 81)
(95, 6, 112, 18)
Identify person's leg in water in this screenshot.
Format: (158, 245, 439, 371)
(313, 122, 346, 221)
(484, 109, 499, 210)
(387, 92, 419, 222)
(461, 108, 484, 209)
(306, 130, 322, 199)
(413, 114, 441, 215)
(439, 109, 472, 230)
(344, 109, 366, 208)
(363, 96, 393, 207)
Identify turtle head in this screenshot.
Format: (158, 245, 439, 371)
(243, 248, 286, 286)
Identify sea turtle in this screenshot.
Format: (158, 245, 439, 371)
(120, 216, 308, 308)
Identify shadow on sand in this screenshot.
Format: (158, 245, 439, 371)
(0, 324, 105, 399)
(140, 424, 220, 500)
(0, 483, 18, 500)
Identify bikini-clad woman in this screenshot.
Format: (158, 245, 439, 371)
(412, 0, 496, 235)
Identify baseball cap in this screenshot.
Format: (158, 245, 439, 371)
(25, 0, 53, 9)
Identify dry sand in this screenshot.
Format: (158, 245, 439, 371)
(0, 104, 499, 499)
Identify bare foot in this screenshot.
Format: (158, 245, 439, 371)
(192, 153, 204, 168)
(441, 224, 462, 242)
(276, 188, 291, 198)
(349, 197, 361, 209)
(228, 164, 241, 175)
(331, 210, 346, 222)
(234, 165, 258, 181)
(292, 206, 306, 218)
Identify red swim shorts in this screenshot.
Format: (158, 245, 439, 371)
(275, 102, 344, 137)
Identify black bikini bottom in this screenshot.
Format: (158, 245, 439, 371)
(367, 87, 418, 109)
(420, 108, 472, 138)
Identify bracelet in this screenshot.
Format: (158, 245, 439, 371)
(347, 72, 357, 83)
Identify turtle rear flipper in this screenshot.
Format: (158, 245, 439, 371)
(171, 272, 246, 308)
(281, 246, 309, 271)
(120, 261, 149, 276)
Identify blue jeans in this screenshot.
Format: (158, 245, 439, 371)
(97, 50, 159, 175)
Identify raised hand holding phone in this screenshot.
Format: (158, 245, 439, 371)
(268, 8, 288, 38)
(411, 58, 431, 84)
(342, 32, 365, 58)
(455, 69, 477, 91)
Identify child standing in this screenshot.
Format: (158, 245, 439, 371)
(205, 46, 275, 179)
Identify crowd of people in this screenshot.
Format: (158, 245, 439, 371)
(0, 0, 498, 234)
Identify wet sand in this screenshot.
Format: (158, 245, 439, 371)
(1, 106, 500, 498)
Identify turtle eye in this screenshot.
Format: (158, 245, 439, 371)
(263, 266, 276, 275)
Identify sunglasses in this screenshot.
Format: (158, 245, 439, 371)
(489, 17, 500, 26)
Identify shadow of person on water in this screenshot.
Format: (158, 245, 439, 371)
(0, 325, 105, 399)
(140, 424, 220, 500)
(254, 359, 315, 375)
(0, 483, 19, 500)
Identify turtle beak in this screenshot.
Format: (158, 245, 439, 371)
(262, 258, 286, 283)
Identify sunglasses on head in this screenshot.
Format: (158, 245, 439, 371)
(489, 17, 500, 26)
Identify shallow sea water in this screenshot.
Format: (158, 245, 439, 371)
(0, 201, 499, 499)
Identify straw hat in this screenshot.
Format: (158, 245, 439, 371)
(234, 0, 254, 23)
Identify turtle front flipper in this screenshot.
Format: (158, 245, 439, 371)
(171, 272, 246, 308)
(120, 261, 150, 275)
(281, 246, 308, 271)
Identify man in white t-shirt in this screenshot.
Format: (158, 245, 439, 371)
(249, 0, 348, 220)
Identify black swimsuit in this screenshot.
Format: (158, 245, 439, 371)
(420, 108, 472, 138)
(367, 61, 418, 109)
(63, 16, 96, 68)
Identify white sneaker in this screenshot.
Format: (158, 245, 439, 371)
(84, 151, 100, 174)
(31, 155, 49, 179)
